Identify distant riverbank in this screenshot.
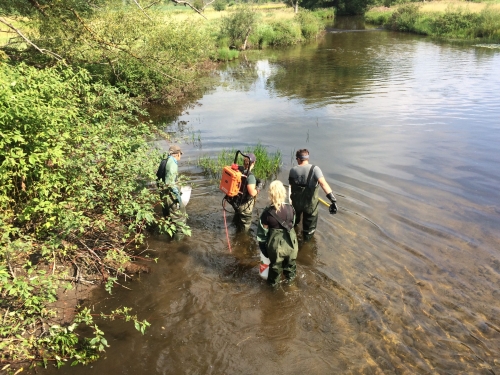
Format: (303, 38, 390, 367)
(365, 1, 500, 43)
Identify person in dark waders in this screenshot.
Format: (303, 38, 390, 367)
(257, 180, 298, 287)
(157, 144, 187, 240)
(232, 153, 263, 232)
(289, 149, 337, 241)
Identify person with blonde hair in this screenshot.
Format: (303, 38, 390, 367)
(257, 180, 298, 287)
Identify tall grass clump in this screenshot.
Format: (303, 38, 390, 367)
(312, 8, 335, 20)
(198, 144, 282, 181)
(269, 20, 303, 46)
(216, 47, 240, 61)
(365, 8, 394, 25)
(295, 11, 323, 39)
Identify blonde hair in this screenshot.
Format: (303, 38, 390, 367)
(268, 180, 287, 212)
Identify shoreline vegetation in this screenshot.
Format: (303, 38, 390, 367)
(0, 2, 330, 370)
(365, 1, 500, 43)
(1, 0, 499, 371)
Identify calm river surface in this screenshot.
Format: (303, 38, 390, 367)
(49, 18, 500, 374)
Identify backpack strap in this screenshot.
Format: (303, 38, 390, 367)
(305, 165, 316, 187)
(268, 205, 293, 232)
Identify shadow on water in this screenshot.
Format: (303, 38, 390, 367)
(327, 15, 383, 32)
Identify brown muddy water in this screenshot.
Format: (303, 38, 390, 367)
(46, 19, 500, 374)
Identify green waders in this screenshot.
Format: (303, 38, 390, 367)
(233, 199, 255, 232)
(266, 229, 298, 287)
(290, 184, 319, 241)
(160, 186, 187, 240)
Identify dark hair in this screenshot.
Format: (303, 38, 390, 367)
(295, 149, 309, 159)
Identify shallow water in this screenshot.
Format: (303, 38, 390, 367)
(47, 19, 500, 374)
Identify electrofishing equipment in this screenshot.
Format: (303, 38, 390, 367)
(219, 150, 252, 209)
(220, 150, 253, 252)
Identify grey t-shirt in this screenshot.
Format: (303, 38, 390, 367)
(289, 164, 323, 188)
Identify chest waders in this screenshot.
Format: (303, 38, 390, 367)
(158, 156, 187, 239)
(222, 151, 255, 232)
(290, 165, 319, 240)
(263, 205, 298, 287)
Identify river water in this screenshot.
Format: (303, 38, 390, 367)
(48, 18, 500, 374)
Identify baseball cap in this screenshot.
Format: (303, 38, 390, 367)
(168, 144, 183, 155)
(246, 153, 256, 163)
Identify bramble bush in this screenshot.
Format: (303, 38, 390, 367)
(0, 62, 187, 368)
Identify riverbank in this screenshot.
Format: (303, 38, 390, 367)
(365, 1, 500, 42)
(0, 3, 333, 370)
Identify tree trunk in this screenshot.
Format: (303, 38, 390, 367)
(294, 1, 299, 14)
(242, 27, 251, 50)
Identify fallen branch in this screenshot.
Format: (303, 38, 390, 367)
(168, 0, 211, 19)
(131, 0, 153, 21)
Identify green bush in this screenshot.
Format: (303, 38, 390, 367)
(389, 3, 421, 32)
(368, 4, 500, 42)
(269, 20, 303, 46)
(0, 62, 165, 367)
(251, 23, 276, 48)
(8, 6, 215, 103)
(475, 7, 500, 39)
(213, 0, 227, 11)
(219, 7, 258, 49)
(295, 10, 322, 39)
(431, 9, 480, 38)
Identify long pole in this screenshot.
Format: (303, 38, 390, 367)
(318, 197, 330, 208)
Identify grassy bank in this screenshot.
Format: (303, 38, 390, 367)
(365, 1, 500, 42)
(204, 6, 334, 60)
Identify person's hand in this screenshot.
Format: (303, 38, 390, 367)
(256, 179, 264, 192)
(326, 192, 337, 214)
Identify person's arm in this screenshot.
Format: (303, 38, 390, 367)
(318, 176, 333, 195)
(318, 176, 337, 214)
(246, 174, 258, 197)
(247, 183, 258, 197)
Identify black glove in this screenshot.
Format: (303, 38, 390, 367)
(258, 242, 269, 258)
(326, 192, 337, 214)
(256, 179, 264, 192)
